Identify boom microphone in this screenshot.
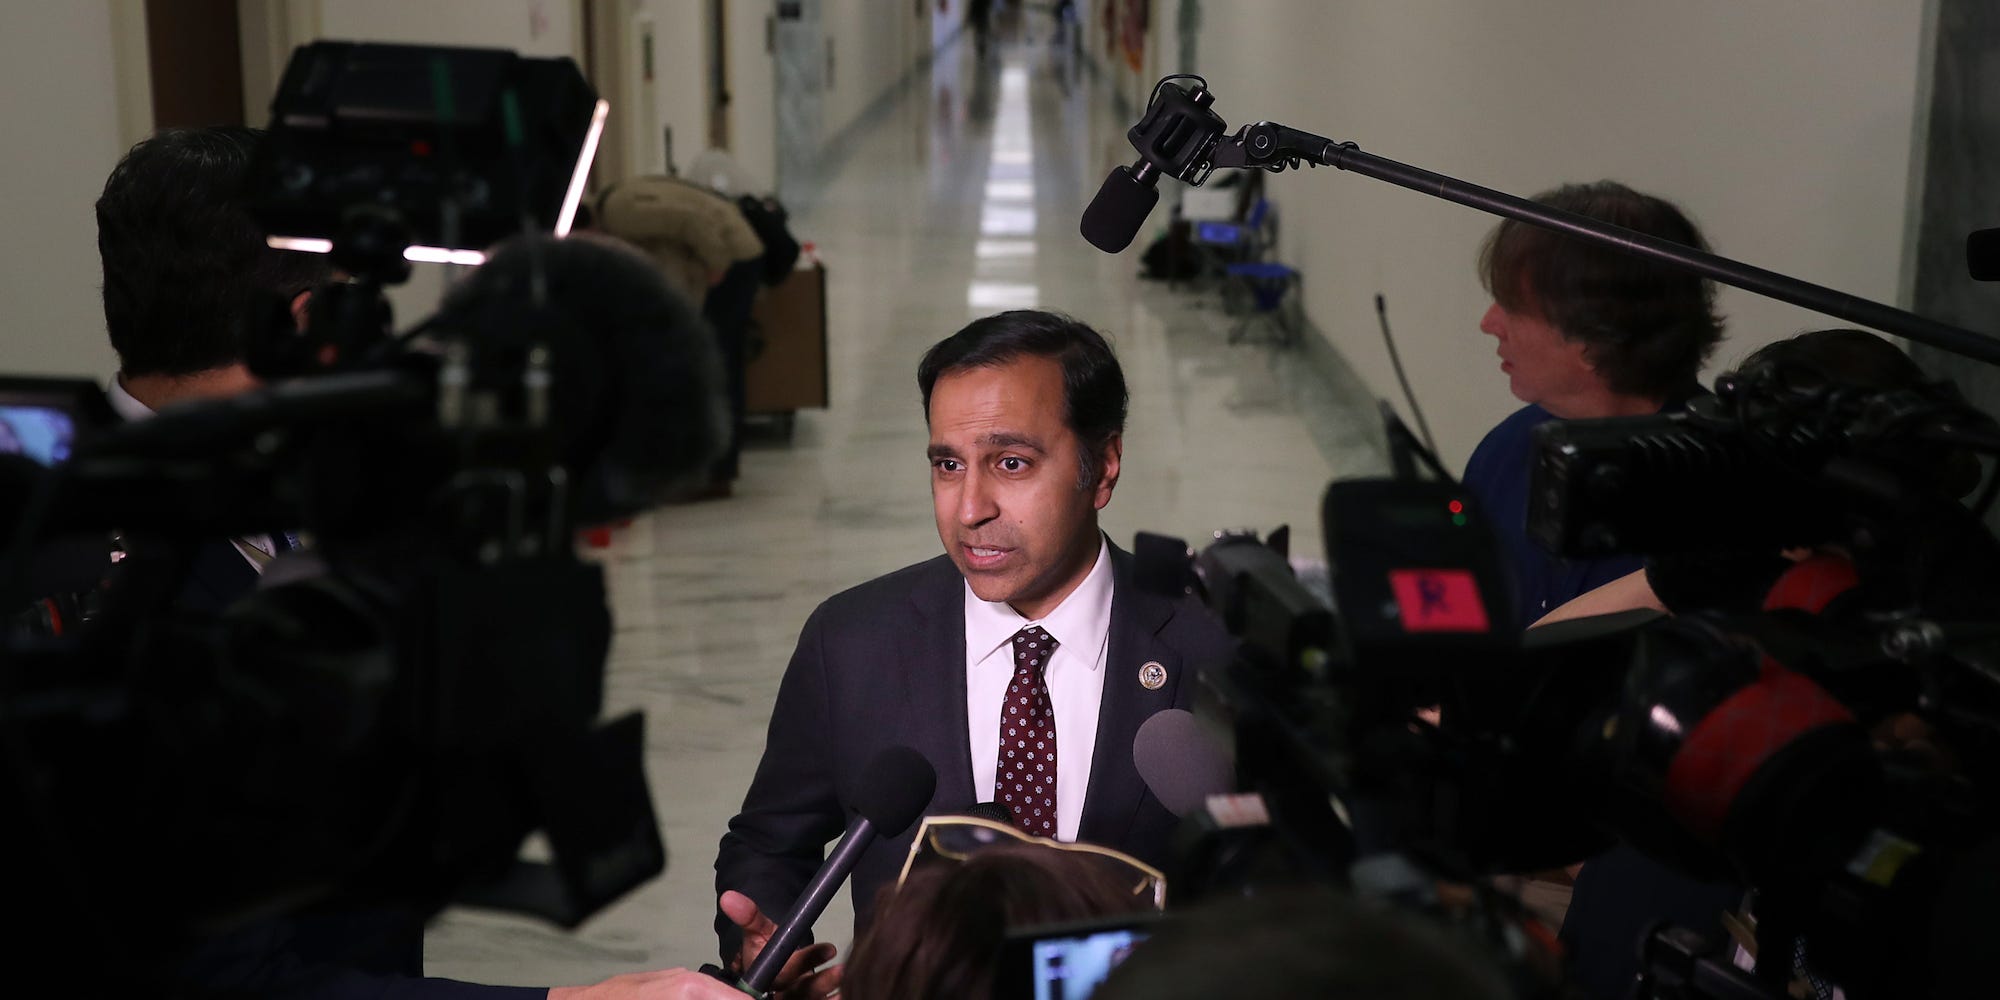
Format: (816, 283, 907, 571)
(1080, 163, 1161, 253)
(1079, 75, 1229, 254)
(739, 746, 936, 996)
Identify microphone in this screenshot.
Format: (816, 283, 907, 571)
(1080, 76, 1229, 254)
(1135, 709, 1291, 901)
(959, 801, 1015, 826)
(1080, 163, 1161, 253)
(1132, 709, 1234, 817)
(738, 745, 937, 996)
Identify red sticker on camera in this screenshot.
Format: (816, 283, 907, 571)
(1388, 569, 1490, 632)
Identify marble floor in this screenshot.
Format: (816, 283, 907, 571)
(425, 31, 1388, 989)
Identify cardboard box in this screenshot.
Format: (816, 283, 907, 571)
(745, 261, 828, 413)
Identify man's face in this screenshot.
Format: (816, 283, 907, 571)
(928, 355, 1120, 620)
(1479, 301, 1603, 417)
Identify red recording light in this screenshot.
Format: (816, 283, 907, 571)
(411, 139, 432, 157)
(1448, 499, 1464, 514)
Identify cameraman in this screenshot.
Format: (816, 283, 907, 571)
(1463, 180, 1723, 629)
(93, 126, 333, 608)
(85, 127, 744, 1000)
(1459, 181, 1737, 1000)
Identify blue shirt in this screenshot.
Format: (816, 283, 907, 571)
(1461, 404, 1644, 630)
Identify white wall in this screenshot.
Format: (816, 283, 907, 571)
(820, 0, 928, 142)
(314, 0, 581, 57)
(0, 2, 135, 378)
(1183, 2, 1928, 467)
(726, 0, 778, 188)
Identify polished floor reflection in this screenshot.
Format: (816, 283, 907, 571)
(426, 32, 1384, 988)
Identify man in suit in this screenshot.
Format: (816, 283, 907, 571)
(715, 309, 1234, 987)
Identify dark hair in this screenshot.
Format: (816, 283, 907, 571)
(841, 844, 1151, 1000)
(96, 126, 332, 377)
(1095, 887, 1511, 1000)
(917, 310, 1128, 487)
(1479, 180, 1723, 400)
(432, 232, 726, 523)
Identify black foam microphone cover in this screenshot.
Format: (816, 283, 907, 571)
(435, 234, 730, 525)
(960, 802, 1015, 826)
(854, 745, 938, 836)
(1080, 165, 1160, 253)
(1133, 709, 1234, 818)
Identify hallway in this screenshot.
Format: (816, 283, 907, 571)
(427, 29, 1386, 985)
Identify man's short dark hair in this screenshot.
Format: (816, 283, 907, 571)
(96, 126, 332, 377)
(1479, 180, 1723, 400)
(917, 310, 1128, 487)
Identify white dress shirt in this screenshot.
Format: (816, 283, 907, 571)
(965, 535, 1113, 841)
(105, 377, 154, 423)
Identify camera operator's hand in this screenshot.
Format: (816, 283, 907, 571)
(548, 968, 744, 1000)
(719, 890, 842, 1000)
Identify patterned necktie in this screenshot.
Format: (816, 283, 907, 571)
(995, 624, 1060, 837)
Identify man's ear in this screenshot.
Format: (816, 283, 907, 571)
(1092, 433, 1122, 510)
(289, 289, 313, 330)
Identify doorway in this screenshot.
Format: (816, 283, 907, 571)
(145, 0, 247, 129)
(708, 0, 732, 150)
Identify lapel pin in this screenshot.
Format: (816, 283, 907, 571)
(1138, 661, 1168, 691)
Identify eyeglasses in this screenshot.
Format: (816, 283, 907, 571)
(895, 814, 1168, 910)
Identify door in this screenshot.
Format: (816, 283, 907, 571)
(771, 0, 824, 206)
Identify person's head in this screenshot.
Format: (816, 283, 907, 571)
(842, 844, 1152, 1000)
(96, 126, 331, 385)
(918, 310, 1127, 619)
(1478, 180, 1722, 418)
(1095, 887, 1513, 1000)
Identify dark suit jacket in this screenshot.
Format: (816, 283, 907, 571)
(714, 544, 1233, 959)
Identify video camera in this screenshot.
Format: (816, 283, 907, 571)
(1, 42, 719, 989)
(1078, 72, 2000, 1000)
(1136, 371, 2000, 998)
